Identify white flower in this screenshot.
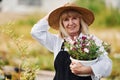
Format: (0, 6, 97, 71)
(84, 48, 89, 53)
(86, 42, 90, 46)
(65, 37, 75, 45)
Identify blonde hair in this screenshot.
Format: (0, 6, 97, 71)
(59, 10, 89, 38)
(81, 18, 89, 35)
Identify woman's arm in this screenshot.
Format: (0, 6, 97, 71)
(90, 54, 112, 78)
(91, 35, 112, 79)
(31, 14, 58, 52)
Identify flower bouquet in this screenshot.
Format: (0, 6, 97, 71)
(64, 34, 109, 76)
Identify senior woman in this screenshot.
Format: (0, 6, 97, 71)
(31, 3, 112, 80)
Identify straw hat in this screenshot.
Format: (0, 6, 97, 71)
(48, 3, 94, 30)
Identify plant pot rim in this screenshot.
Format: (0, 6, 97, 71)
(70, 56, 98, 63)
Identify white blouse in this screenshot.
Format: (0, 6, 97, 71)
(31, 18, 112, 80)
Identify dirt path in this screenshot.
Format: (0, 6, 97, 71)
(35, 70, 54, 80)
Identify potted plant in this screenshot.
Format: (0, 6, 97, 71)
(64, 34, 110, 76)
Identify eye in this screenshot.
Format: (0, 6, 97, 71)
(72, 17, 77, 20)
(63, 18, 69, 21)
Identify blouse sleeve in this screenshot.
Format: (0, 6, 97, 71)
(31, 18, 58, 52)
(90, 35, 112, 79)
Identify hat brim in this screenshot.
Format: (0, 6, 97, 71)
(48, 6, 94, 30)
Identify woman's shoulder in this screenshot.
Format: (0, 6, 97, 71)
(90, 34, 104, 46)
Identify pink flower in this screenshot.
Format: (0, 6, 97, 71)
(82, 36, 87, 40)
(74, 41, 77, 45)
(72, 47, 77, 51)
(82, 44, 86, 47)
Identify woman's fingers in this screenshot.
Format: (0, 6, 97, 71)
(70, 62, 83, 74)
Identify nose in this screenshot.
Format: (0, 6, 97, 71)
(68, 19, 73, 26)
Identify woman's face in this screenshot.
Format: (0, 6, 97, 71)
(62, 16, 81, 37)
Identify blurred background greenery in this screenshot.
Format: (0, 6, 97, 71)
(0, 0, 120, 80)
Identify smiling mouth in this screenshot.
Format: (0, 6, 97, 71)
(69, 27, 75, 30)
(69, 26, 75, 29)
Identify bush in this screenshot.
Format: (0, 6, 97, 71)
(104, 9, 120, 26)
(76, 0, 105, 14)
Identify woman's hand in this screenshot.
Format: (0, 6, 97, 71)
(70, 61, 93, 75)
